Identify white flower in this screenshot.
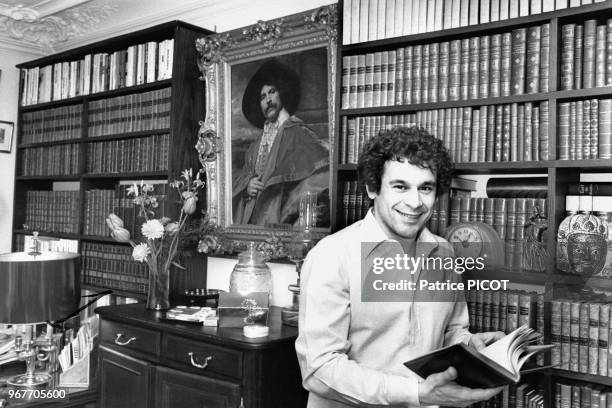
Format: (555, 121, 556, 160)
(106, 214, 124, 229)
(110, 227, 131, 243)
(126, 184, 139, 197)
(132, 243, 151, 262)
(141, 219, 165, 240)
(142, 184, 154, 192)
(165, 222, 180, 236)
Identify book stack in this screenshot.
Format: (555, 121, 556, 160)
(341, 24, 550, 107)
(19, 144, 80, 176)
(13, 234, 79, 253)
(342, 0, 602, 44)
(23, 190, 80, 234)
(558, 98, 612, 160)
(80, 242, 149, 295)
(467, 289, 543, 334)
(341, 102, 549, 164)
(85, 133, 170, 174)
(555, 380, 612, 407)
(20, 105, 82, 144)
(87, 88, 172, 137)
(560, 19, 612, 91)
(20, 38, 174, 106)
(83, 182, 167, 238)
(551, 296, 612, 376)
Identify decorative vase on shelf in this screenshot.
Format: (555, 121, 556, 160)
(146, 258, 171, 311)
(229, 242, 272, 298)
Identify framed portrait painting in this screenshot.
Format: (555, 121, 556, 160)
(0, 121, 14, 153)
(196, 6, 337, 249)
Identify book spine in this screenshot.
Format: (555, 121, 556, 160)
(590, 302, 601, 375)
(599, 303, 610, 376)
(570, 301, 581, 372)
(511, 28, 527, 95)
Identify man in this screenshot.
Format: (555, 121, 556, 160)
(232, 59, 329, 226)
(296, 127, 504, 407)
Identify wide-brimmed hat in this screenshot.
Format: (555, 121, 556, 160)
(241, 59, 300, 129)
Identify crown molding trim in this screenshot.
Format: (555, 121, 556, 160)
(53, 0, 219, 52)
(0, 35, 46, 55)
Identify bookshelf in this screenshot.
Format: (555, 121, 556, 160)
(336, 0, 612, 406)
(12, 21, 214, 300)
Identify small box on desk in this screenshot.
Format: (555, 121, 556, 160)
(218, 292, 269, 327)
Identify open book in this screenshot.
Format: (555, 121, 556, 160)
(404, 325, 554, 388)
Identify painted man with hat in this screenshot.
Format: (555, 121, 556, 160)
(232, 58, 330, 226)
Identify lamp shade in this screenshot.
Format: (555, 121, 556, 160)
(0, 252, 80, 324)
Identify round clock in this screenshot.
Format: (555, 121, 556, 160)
(444, 222, 505, 269)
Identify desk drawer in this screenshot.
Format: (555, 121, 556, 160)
(100, 319, 161, 358)
(163, 334, 243, 379)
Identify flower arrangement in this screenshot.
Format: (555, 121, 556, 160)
(106, 169, 204, 310)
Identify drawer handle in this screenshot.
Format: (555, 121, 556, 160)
(114, 333, 137, 346)
(188, 352, 213, 369)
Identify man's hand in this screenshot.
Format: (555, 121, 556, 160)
(469, 331, 505, 351)
(418, 367, 504, 407)
(247, 177, 264, 197)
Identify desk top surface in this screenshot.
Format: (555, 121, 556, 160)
(95, 304, 299, 350)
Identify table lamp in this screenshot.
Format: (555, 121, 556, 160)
(0, 247, 80, 387)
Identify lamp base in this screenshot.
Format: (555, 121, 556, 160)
(7, 372, 52, 387)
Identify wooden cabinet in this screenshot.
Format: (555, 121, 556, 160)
(96, 304, 307, 408)
(99, 346, 154, 408)
(155, 367, 241, 408)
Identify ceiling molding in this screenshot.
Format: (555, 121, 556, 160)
(0, 2, 118, 52)
(53, 0, 219, 51)
(0, 34, 46, 55)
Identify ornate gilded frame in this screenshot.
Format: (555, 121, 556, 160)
(195, 5, 337, 250)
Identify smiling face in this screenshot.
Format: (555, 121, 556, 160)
(259, 84, 283, 123)
(367, 159, 437, 242)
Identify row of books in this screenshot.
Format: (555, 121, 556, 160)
(13, 234, 79, 253)
(339, 181, 372, 227)
(19, 144, 80, 176)
(470, 383, 544, 408)
(20, 105, 82, 145)
(341, 24, 550, 109)
(81, 242, 148, 295)
(556, 380, 612, 408)
(551, 297, 612, 377)
(85, 134, 170, 174)
(468, 288, 542, 331)
(87, 88, 172, 137)
(342, 0, 600, 44)
(341, 102, 550, 165)
(454, 196, 549, 271)
(20, 38, 174, 106)
(560, 19, 612, 91)
(83, 183, 168, 238)
(22, 191, 80, 234)
(466, 290, 545, 365)
(558, 98, 612, 160)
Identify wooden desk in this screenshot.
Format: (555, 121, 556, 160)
(95, 304, 307, 408)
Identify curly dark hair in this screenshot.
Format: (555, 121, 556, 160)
(357, 126, 454, 196)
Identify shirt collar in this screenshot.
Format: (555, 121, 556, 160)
(359, 208, 440, 259)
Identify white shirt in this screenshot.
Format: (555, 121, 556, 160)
(296, 210, 472, 407)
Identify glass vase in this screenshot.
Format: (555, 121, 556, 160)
(146, 260, 171, 310)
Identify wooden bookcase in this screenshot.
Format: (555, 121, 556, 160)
(12, 21, 213, 300)
(335, 1, 612, 406)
